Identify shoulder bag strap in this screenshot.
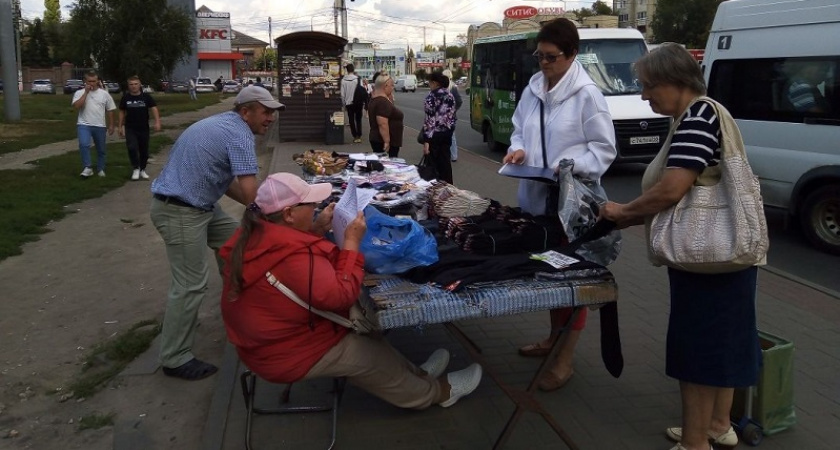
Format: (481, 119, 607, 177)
(265, 272, 354, 329)
(539, 100, 548, 169)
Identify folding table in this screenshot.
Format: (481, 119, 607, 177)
(362, 269, 622, 449)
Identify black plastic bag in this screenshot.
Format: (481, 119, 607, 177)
(416, 155, 437, 181)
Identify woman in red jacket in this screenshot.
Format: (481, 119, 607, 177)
(220, 173, 482, 409)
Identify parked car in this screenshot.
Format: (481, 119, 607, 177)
(159, 79, 170, 92)
(221, 80, 241, 94)
(63, 79, 85, 94)
(167, 80, 190, 93)
(104, 81, 120, 93)
(31, 79, 56, 94)
(142, 85, 154, 94)
(194, 77, 216, 93)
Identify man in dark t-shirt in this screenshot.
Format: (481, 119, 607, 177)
(119, 75, 161, 180)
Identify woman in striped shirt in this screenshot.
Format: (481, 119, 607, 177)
(600, 43, 760, 450)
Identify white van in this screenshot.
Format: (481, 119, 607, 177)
(703, 0, 840, 254)
(395, 75, 417, 93)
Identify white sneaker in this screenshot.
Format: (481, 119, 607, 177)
(139, 170, 149, 180)
(80, 167, 93, 177)
(97, 170, 106, 177)
(131, 169, 140, 180)
(439, 363, 482, 408)
(666, 425, 738, 446)
(418, 349, 450, 379)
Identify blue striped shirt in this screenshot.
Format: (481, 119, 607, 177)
(667, 100, 721, 172)
(151, 111, 258, 210)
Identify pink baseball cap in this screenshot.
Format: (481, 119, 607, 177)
(255, 173, 332, 214)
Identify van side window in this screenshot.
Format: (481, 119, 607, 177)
(708, 57, 840, 125)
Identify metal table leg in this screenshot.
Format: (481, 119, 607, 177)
(444, 307, 582, 450)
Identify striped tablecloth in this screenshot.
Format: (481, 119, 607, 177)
(363, 268, 617, 330)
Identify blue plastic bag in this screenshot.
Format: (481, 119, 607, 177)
(359, 206, 439, 274)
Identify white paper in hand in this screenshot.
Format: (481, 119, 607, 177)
(332, 179, 376, 248)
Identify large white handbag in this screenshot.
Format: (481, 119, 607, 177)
(647, 97, 769, 274)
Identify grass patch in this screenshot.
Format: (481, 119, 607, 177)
(0, 134, 172, 260)
(0, 93, 219, 154)
(78, 412, 116, 431)
(68, 319, 161, 400)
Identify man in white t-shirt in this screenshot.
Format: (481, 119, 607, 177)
(72, 70, 117, 177)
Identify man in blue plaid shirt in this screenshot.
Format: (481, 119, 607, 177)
(150, 87, 284, 380)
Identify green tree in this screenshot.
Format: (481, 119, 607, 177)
(44, 0, 61, 26)
(255, 48, 276, 71)
(444, 45, 465, 60)
(42, 0, 63, 65)
(65, 0, 193, 87)
(592, 1, 613, 15)
(651, 0, 723, 47)
(22, 19, 52, 68)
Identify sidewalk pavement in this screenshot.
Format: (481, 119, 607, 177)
(200, 118, 840, 449)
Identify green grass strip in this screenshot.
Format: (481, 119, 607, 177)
(0, 134, 172, 260)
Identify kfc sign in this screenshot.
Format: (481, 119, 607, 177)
(200, 29, 229, 40)
(504, 6, 538, 19)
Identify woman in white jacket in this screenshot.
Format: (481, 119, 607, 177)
(502, 18, 616, 391)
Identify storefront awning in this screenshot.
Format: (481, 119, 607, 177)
(198, 52, 245, 61)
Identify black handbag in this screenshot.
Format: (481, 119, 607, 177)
(416, 155, 437, 181)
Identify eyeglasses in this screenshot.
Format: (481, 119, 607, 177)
(532, 51, 564, 63)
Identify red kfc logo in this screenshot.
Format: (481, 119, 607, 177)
(200, 29, 228, 39)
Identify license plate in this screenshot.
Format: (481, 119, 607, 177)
(630, 136, 659, 145)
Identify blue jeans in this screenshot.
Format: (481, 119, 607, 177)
(77, 125, 107, 171)
(450, 132, 458, 161)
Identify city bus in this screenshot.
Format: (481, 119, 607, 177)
(469, 28, 669, 163)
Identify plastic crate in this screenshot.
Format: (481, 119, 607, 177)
(732, 330, 796, 435)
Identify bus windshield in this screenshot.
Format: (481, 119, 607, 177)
(576, 39, 647, 96)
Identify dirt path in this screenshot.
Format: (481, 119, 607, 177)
(0, 97, 273, 449)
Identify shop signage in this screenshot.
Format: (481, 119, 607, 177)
(200, 29, 229, 39)
(197, 12, 230, 18)
(504, 5, 566, 19)
(504, 6, 537, 19)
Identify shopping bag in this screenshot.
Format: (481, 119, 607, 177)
(359, 206, 439, 274)
(555, 159, 621, 266)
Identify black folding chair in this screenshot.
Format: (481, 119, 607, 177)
(239, 370, 346, 450)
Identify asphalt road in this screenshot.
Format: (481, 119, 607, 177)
(394, 89, 840, 295)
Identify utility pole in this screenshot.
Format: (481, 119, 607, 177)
(268, 16, 272, 72)
(333, 0, 339, 36)
(340, 0, 348, 39)
(12, 0, 21, 92)
(1, 0, 21, 120)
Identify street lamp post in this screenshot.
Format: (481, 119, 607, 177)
(432, 21, 447, 70)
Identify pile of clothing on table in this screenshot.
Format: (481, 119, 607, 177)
(293, 149, 349, 175)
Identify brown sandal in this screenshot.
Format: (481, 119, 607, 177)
(537, 371, 574, 392)
(518, 342, 551, 357)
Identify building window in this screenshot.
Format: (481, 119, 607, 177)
(619, 14, 629, 22)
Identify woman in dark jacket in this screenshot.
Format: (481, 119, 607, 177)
(420, 72, 456, 184)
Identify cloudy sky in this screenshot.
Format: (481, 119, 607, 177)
(19, 0, 597, 51)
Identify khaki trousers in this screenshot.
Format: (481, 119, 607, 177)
(305, 333, 442, 410)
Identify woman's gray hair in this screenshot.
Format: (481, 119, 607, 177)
(374, 73, 391, 90)
(635, 42, 706, 95)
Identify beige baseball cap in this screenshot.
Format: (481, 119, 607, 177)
(234, 86, 285, 110)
